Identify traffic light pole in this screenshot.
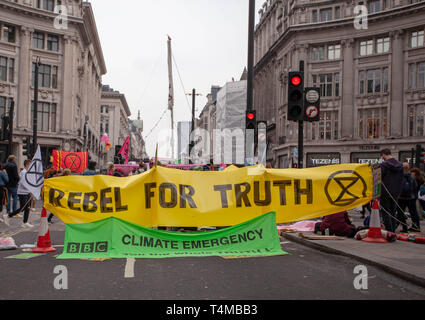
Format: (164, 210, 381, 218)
(298, 61, 305, 169)
(33, 57, 41, 157)
(247, 0, 255, 112)
(7, 100, 14, 157)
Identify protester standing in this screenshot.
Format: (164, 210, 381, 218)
(379, 149, 404, 233)
(82, 161, 98, 176)
(4, 155, 19, 217)
(396, 163, 421, 232)
(0, 165, 9, 223)
(4, 160, 33, 228)
(410, 167, 425, 216)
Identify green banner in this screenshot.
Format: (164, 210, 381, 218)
(58, 212, 287, 259)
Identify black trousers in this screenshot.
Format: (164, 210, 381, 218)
(9, 194, 31, 224)
(380, 196, 397, 233)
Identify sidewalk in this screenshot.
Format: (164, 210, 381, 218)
(280, 210, 425, 288)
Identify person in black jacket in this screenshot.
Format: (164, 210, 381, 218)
(379, 149, 404, 233)
(4, 155, 19, 216)
(396, 163, 421, 232)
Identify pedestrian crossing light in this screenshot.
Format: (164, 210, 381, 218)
(288, 72, 304, 121)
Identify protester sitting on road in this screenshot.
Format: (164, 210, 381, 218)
(135, 162, 146, 174)
(106, 162, 115, 176)
(0, 165, 9, 224)
(396, 163, 421, 232)
(82, 161, 98, 176)
(4, 160, 33, 228)
(314, 211, 359, 238)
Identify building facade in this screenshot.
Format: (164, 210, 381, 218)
(100, 85, 131, 165)
(254, 0, 425, 168)
(0, 0, 107, 167)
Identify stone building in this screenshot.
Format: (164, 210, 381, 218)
(100, 85, 131, 165)
(254, 0, 425, 168)
(0, 0, 106, 167)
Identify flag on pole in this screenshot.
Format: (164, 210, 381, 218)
(119, 136, 130, 164)
(101, 133, 111, 151)
(21, 145, 44, 200)
(167, 35, 174, 111)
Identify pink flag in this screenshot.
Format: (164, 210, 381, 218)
(119, 136, 130, 164)
(101, 133, 109, 143)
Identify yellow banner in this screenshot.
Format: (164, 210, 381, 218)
(43, 164, 373, 227)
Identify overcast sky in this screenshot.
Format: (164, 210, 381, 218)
(90, 0, 263, 158)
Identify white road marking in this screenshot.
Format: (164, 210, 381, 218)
(124, 258, 136, 278)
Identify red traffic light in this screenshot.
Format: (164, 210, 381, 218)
(293, 163, 298, 168)
(247, 112, 255, 120)
(291, 76, 302, 86)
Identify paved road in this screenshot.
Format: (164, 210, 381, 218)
(0, 224, 424, 301)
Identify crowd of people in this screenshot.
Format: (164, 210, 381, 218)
(315, 148, 424, 238)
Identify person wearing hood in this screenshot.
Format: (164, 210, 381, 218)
(396, 163, 421, 232)
(379, 149, 403, 232)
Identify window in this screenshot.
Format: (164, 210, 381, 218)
(37, 0, 56, 11)
(358, 108, 388, 139)
(409, 63, 416, 89)
(312, 10, 318, 23)
(359, 71, 365, 94)
(410, 31, 424, 48)
(0, 96, 9, 118)
(368, 0, 381, 13)
(408, 104, 425, 137)
(320, 8, 332, 22)
(32, 62, 58, 89)
(31, 101, 57, 132)
(33, 31, 60, 52)
(359, 67, 388, 94)
(408, 62, 425, 89)
(47, 34, 59, 52)
(360, 40, 373, 56)
(328, 44, 341, 60)
(312, 46, 325, 61)
(2, 25, 15, 43)
(367, 69, 381, 93)
(383, 67, 388, 92)
(419, 62, 425, 88)
(0, 56, 14, 83)
(335, 6, 341, 19)
(314, 111, 338, 141)
(376, 37, 390, 53)
(33, 32, 44, 49)
(313, 73, 340, 97)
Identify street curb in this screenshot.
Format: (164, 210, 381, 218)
(281, 232, 425, 289)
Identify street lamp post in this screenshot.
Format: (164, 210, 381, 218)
(186, 89, 202, 162)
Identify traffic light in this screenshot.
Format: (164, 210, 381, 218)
(1, 115, 10, 141)
(417, 144, 425, 165)
(303, 87, 320, 122)
(246, 110, 256, 130)
(22, 136, 32, 158)
(287, 72, 304, 121)
(292, 163, 298, 169)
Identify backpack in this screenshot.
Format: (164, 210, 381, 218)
(401, 175, 413, 195)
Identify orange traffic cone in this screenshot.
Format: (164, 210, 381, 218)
(33, 208, 56, 253)
(362, 199, 388, 243)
